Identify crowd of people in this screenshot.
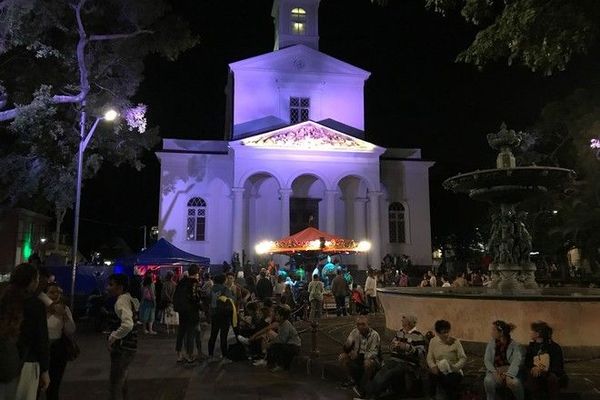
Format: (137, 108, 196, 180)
(0, 259, 570, 400)
(338, 315, 566, 400)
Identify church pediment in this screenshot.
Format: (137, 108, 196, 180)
(238, 121, 380, 153)
(229, 45, 370, 79)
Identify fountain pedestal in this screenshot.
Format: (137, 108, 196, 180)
(489, 263, 537, 291)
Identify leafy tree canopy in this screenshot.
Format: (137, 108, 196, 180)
(424, 0, 600, 75)
(0, 0, 197, 235)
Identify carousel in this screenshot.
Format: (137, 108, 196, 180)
(255, 227, 370, 312)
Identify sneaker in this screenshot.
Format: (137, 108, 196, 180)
(352, 386, 364, 397)
(207, 356, 219, 363)
(270, 366, 283, 372)
(219, 357, 233, 365)
(148, 330, 158, 335)
(253, 359, 267, 367)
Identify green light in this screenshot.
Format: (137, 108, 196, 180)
(22, 231, 32, 261)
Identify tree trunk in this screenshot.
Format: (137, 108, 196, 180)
(54, 207, 67, 252)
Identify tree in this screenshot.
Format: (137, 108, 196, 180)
(424, 0, 600, 75)
(0, 0, 197, 251)
(526, 87, 600, 272)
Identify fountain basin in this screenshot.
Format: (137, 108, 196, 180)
(378, 287, 600, 356)
(443, 166, 575, 203)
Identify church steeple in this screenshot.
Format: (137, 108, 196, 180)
(272, 0, 320, 51)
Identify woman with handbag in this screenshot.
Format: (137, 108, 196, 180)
(139, 274, 157, 335)
(45, 283, 76, 400)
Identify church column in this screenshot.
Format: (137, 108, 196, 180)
(325, 190, 337, 234)
(232, 187, 245, 257)
(367, 191, 382, 267)
(353, 197, 368, 239)
(279, 188, 293, 236)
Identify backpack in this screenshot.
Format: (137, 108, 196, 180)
(0, 337, 22, 383)
(172, 280, 189, 314)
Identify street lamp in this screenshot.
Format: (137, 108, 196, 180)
(70, 108, 118, 309)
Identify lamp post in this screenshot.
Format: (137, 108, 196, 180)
(70, 107, 117, 309)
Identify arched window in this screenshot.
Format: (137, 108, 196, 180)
(389, 202, 405, 243)
(187, 197, 207, 241)
(290, 7, 306, 35)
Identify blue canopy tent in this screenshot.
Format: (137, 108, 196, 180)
(133, 238, 210, 265)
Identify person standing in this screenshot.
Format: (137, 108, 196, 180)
(428, 271, 438, 288)
(161, 271, 178, 334)
(173, 265, 201, 363)
(139, 274, 157, 335)
(0, 263, 49, 400)
(256, 271, 273, 301)
(364, 270, 378, 313)
(45, 283, 76, 400)
(207, 275, 235, 361)
(331, 269, 349, 317)
(307, 274, 324, 322)
(106, 273, 139, 400)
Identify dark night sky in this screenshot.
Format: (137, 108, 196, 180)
(75, 0, 598, 255)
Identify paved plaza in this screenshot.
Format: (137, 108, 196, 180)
(59, 315, 600, 400)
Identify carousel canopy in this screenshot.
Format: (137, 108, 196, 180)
(256, 227, 370, 254)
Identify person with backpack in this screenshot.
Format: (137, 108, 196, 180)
(107, 273, 139, 400)
(173, 265, 202, 363)
(207, 274, 235, 362)
(0, 263, 49, 400)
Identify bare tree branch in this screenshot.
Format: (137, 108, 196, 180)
(89, 29, 153, 41)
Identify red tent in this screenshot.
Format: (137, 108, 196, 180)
(258, 227, 369, 254)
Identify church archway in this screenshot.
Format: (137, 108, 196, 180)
(243, 172, 282, 256)
(290, 174, 326, 234)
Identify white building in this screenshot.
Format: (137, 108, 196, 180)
(157, 0, 434, 268)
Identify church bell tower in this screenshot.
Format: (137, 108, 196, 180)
(272, 0, 321, 51)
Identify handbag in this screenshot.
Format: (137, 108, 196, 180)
(62, 334, 80, 361)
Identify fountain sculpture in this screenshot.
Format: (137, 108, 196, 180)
(443, 124, 576, 291)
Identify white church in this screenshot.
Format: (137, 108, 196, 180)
(157, 0, 433, 268)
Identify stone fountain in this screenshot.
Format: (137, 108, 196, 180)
(443, 123, 576, 291)
(377, 124, 600, 356)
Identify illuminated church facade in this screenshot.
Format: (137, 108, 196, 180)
(157, 0, 433, 268)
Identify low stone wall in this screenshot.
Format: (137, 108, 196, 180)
(378, 287, 600, 358)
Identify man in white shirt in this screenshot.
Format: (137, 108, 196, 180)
(428, 271, 438, 288)
(364, 270, 378, 313)
(107, 274, 139, 400)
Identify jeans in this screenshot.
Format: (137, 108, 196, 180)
(429, 372, 462, 400)
(109, 350, 135, 400)
(176, 315, 198, 357)
(208, 312, 231, 357)
(484, 372, 524, 400)
(367, 296, 378, 313)
(266, 343, 300, 369)
(334, 295, 347, 316)
(366, 359, 416, 398)
(309, 299, 322, 321)
(47, 339, 68, 400)
(525, 372, 562, 400)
